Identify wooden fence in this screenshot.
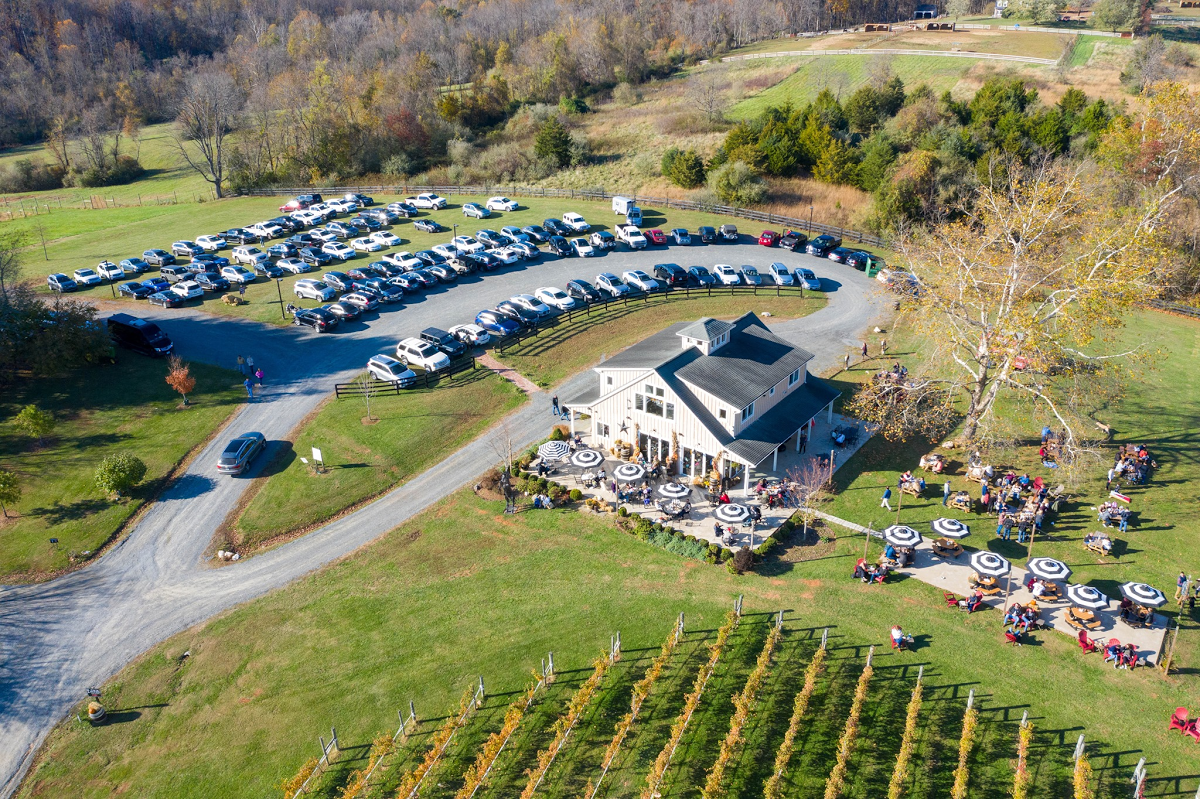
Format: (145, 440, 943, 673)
(334, 356, 478, 398)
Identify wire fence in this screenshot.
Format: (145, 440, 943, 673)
(244, 185, 889, 249)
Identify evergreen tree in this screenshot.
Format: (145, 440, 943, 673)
(534, 117, 572, 168)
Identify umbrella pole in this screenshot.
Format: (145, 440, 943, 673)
(1003, 572, 1012, 610)
(863, 522, 873, 561)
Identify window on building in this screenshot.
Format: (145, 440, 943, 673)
(598, 423, 610, 436)
(646, 396, 664, 416)
(719, 409, 727, 419)
(788, 369, 800, 387)
(634, 393, 644, 411)
(665, 404, 674, 420)
(606, 376, 613, 385)
(769, 386, 775, 397)
(742, 402, 755, 421)
(636, 392, 674, 419)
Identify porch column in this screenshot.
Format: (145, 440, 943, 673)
(570, 410, 576, 436)
(772, 447, 778, 472)
(827, 401, 834, 424)
(795, 429, 801, 452)
(743, 463, 750, 493)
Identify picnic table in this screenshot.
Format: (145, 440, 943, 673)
(970, 573, 1003, 595)
(1067, 607, 1103, 631)
(919, 453, 946, 473)
(932, 538, 963, 558)
(949, 492, 973, 512)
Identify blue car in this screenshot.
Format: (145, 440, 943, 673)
(118, 281, 154, 299)
(475, 309, 521, 337)
(268, 242, 298, 259)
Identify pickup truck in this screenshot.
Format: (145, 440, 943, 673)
(406, 193, 447, 209)
(614, 224, 647, 250)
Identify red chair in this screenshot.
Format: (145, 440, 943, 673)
(1004, 630, 1022, 646)
(1077, 630, 1098, 654)
(944, 591, 960, 607)
(1169, 708, 1200, 740)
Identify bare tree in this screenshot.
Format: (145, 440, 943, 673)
(787, 457, 830, 542)
(0, 230, 26, 302)
(686, 70, 731, 126)
(172, 68, 243, 198)
(488, 419, 519, 473)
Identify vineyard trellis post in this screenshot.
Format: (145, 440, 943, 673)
(1132, 757, 1146, 796)
(821, 627, 828, 649)
(676, 612, 685, 643)
(1074, 734, 1086, 763)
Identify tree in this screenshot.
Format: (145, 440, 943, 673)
(1006, 0, 1065, 23)
(95, 453, 147, 499)
(0, 230, 25, 302)
(665, 149, 707, 188)
(165, 356, 197, 406)
(849, 155, 1189, 456)
(0, 468, 19, 517)
(172, 68, 242, 198)
(686, 71, 730, 126)
(813, 139, 858, 185)
(357, 371, 379, 422)
(534, 117, 572, 168)
(14, 405, 54, 445)
(707, 161, 767, 206)
(945, 0, 972, 20)
(1090, 0, 1139, 31)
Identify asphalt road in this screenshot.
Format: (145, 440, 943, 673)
(0, 240, 888, 796)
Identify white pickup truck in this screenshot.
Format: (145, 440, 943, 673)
(614, 224, 647, 249)
(405, 193, 448, 209)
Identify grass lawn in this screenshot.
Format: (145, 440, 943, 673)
(3, 194, 846, 325)
(821, 310, 1200, 674)
(232, 369, 526, 549)
(496, 290, 825, 388)
(729, 28, 1069, 59)
(19, 487, 1200, 799)
(0, 357, 244, 580)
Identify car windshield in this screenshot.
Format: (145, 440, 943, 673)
(693, 267, 710, 276)
(799, 269, 814, 278)
(744, 268, 758, 275)
(77, 270, 96, 277)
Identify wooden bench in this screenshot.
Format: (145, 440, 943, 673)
(901, 482, 923, 498)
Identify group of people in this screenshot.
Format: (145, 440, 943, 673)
(981, 473, 1055, 532)
(853, 557, 891, 584)
(1102, 638, 1140, 670)
(1109, 443, 1156, 487)
(1004, 602, 1043, 640)
(1097, 501, 1131, 532)
(530, 493, 556, 509)
(1083, 531, 1114, 555)
(752, 478, 795, 509)
(882, 542, 913, 568)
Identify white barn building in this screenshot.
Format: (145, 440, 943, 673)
(560, 313, 840, 490)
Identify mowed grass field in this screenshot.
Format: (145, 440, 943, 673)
(497, 290, 825, 387)
(823, 311, 1200, 671)
(1, 194, 856, 325)
(18, 486, 1200, 799)
(0, 357, 244, 579)
(729, 28, 1071, 59)
(233, 369, 525, 549)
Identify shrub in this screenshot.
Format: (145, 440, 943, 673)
(732, 547, 755, 574)
(618, 506, 628, 517)
(559, 96, 590, 114)
(14, 405, 55, 444)
(569, 488, 583, 502)
(726, 559, 739, 575)
(707, 161, 767, 206)
(720, 548, 734, 563)
(612, 82, 641, 106)
(95, 453, 147, 499)
(665, 148, 707, 188)
(549, 427, 567, 441)
(0, 158, 65, 192)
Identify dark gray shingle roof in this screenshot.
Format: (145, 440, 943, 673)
(598, 321, 693, 371)
(724, 379, 840, 466)
(676, 317, 733, 342)
(675, 314, 814, 409)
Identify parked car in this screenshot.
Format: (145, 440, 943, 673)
(508, 294, 554, 320)
(192, 253, 231, 270)
(486, 196, 519, 211)
(268, 242, 298, 260)
(47, 273, 78, 293)
(216, 432, 266, 475)
(72, 268, 102, 286)
(475, 309, 521, 337)
(294, 278, 337, 301)
(396, 337, 451, 371)
(653, 263, 688, 288)
(795, 267, 820, 290)
(371, 231, 402, 247)
(322, 242, 355, 261)
(142, 277, 170, 293)
(426, 263, 457, 283)
(476, 230, 505, 248)
(97, 261, 125, 281)
(827, 247, 852, 263)
(806, 234, 842, 257)
(462, 202, 489, 219)
(292, 306, 338, 332)
(713, 264, 741, 285)
(118, 281, 154, 299)
(367, 354, 417, 386)
(845, 250, 870, 270)
(718, 224, 738, 241)
(495, 300, 541, 329)
(321, 271, 352, 291)
(449, 323, 492, 345)
(622, 270, 660, 292)
(500, 226, 528, 244)
(107, 312, 173, 356)
(697, 226, 717, 243)
(534, 286, 577, 312)
(571, 238, 595, 257)
(542, 218, 568, 236)
(288, 232, 319, 248)
(758, 230, 780, 247)
(341, 291, 379, 311)
(387, 201, 419, 217)
(741, 266, 762, 286)
(326, 222, 359, 239)
(224, 228, 258, 245)
(159, 265, 191, 283)
(349, 216, 379, 231)
(147, 291, 184, 308)
(645, 228, 667, 245)
(566, 279, 602, 304)
(491, 247, 520, 265)
(431, 243, 459, 260)
(589, 230, 617, 250)
(408, 269, 439, 288)
(170, 280, 204, 300)
(284, 255, 318, 272)
(562, 212, 589, 233)
(413, 219, 443, 233)
(419, 327, 467, 359)
(670, 228, 692, 245)
(406, 193, 447, 209)
(232, 246, 265, 265)
(143, 249, 175, 266)
(467, 252, 501, 271)
(350, 237, 382, 253)
(388, 273, 422, 292)
(614, 224, 646, 249)
(346, 192, 374, 207)
(172, 240, 203, 258)
(780, 230, 808, 251)
(509, 241, 538, 260)
(196, 234, 227, 251)
(596, 272, 630, 297)
(120, 257, 151, 274)
(221, 265, 256, 284)
(193, 272, 231, 292)
(452, 235, 484, 254)
(687, 265, 716, 286)
(547, 235, 572, 256)
(323, 301, 361, 321)
(522, 225, 549, 242)
(767, 262, 794, 286)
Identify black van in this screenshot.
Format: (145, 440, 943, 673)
(419, 327, 466, 360)
(107, 313, 174, 357)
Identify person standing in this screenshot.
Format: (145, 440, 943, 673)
(1106, 466, 1115, 490)
(844, 353, 851, 371)
(246, 355, 255, 376)
(255, 367, 264, 386)
(799, 432, 808, 453)
(238, 283, 246, 298)
(880, 338, 888, 356)
(861, 341, 868, 359)
(1177, 571, 1189, 601)
(236, 355, 247, 376)
(943, 480, 952, 506)
(881, 486, 893, 510)
(243, 377, 255, 400)
(551, 394, 559, 416)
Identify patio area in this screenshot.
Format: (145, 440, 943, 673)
(543, 411, 872, 550)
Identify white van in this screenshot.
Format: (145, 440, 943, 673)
(611, 196, 642, 225)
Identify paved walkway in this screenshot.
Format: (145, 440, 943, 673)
(477, 351, 541, 394)
(811, 511, 1170, 663)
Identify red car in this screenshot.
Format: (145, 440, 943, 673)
(646, 228, 667, 245)
(759, 230, 780, 246)
(279, 199, 309, 212)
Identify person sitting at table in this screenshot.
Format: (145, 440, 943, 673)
(536, 460, 549, 477)
(917, 476, 927, 492)
(1030, 579, 1047, 600)
(966, 588, 984, 613)
(754, 478, 768, 494)
(853, 558, 869, 581)
(931, 457, 945, 474)
(718, 490, 730, 505)
(900, 470, 914, 485)
(883, 543, 897, 563)
(896, 546, 913, 567)
(1119, 596, 1134, 620)
(890, 624, 908, 650)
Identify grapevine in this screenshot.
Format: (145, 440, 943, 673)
(1012, 719, 1033, 799)
(455, 674, 542, 799)
(583, 626, 680, 799)
(1073, 753, 1095, 799)
(949, 701, 978, 799)
(763, 646, 826, 799)
(518, 653, 611, 799)
(885, 673, 924, 799)
(701, 623, 782, 799)
(641, 611, 739, 799)
(279, 757, 319, 799)
(393, 687, 477, 799)
(822, 655, 874, 799)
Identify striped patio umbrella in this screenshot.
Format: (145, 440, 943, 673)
(1066, 584, 1110, 611)
(1119, 582, 1167, 608)
(658, 483, 690, 499)
(569, 448, 604, 469)
(537, 441, 570, 462)
(969, 550, 1011, 578)
(883, 525, 922, 548)
(714, 503, 750, 524)
(931, 518, 970, 539)
(613, 462, 646, 481)
(1026, 557, 1072, 582)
